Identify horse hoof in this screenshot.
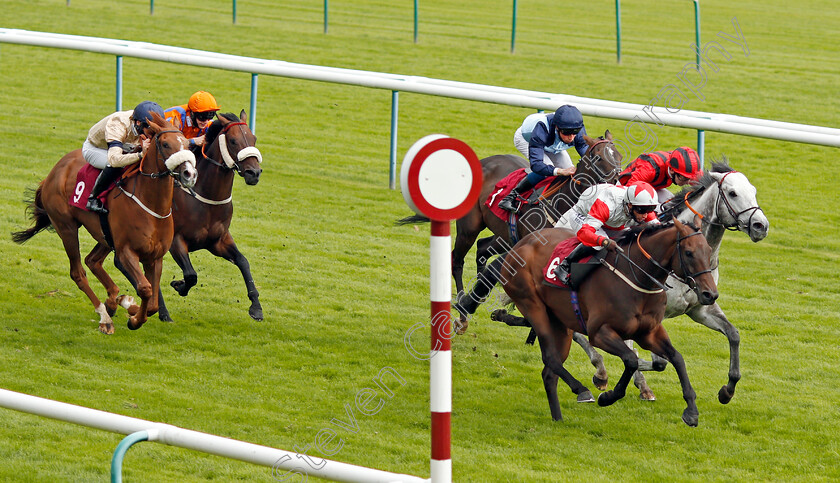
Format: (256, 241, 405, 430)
(127, 317, 143, 331)
(577, 391, 595, 403)
(98, 323, 115, 335)
(682, 410, 699, 427)
(490, 309, 507, 322)
(639, 389, 657, 401)
(158, 312, 174, 323)
(171, 280, 189, 297)
(249, 306, 264, 321)
(592, 375, 608, 391)
(454, 317, 468, 335)
(597, 391, 614, 407)
(718, 386, 734, 404)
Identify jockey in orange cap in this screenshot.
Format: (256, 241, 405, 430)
(164, 91, 220, 148)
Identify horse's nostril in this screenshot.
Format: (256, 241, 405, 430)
(752, 222, 764, 231)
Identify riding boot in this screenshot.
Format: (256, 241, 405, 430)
(555, 243, 599, 284)
(497, 178, 534, 212)
(86, 166, 121, 214)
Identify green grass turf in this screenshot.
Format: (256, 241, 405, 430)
(0, 0, 838, 481)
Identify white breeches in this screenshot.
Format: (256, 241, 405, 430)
(82, 140, 109, 169)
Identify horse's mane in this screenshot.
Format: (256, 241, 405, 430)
(203, 113, 240, 146)
(615, 219, 700, 246)
(658, 156, 733, 220)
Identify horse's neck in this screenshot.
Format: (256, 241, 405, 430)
(135, 149, 174, 213)
(195, 145, 235, 197)
(631, 228, 678, 282)
(676, 182, 724, 263)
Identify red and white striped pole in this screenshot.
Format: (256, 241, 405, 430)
(401, 135, 481, 483)
(429, 219, 452, 481)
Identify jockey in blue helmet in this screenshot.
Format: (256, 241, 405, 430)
(498, 104, 590, 212)
(83, 101, 165, 214)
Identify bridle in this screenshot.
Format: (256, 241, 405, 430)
(604, 225, 712, 293)
(200, 121, 262, 175)
(683, 171, 764, 233)
(539, 138, 619, 201)
(139, 129, 185, 179)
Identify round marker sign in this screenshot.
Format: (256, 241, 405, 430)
(400, 135, 483, 221)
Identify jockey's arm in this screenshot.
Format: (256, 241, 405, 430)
(576, 198, 611, 247)
(106, 143, 142, 168)
(625, 161, 656, 187)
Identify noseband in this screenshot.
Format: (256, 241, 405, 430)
(684, 171, 764, 233)
(200, 122, 261, 174)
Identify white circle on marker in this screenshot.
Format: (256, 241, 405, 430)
(417, 149, 473, 210)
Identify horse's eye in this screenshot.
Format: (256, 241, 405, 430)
(729, 191, 737, 197)
(685, 250, 694, 258)
(162, 142, 170, 149)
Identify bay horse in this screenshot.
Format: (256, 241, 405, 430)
(457, 219, 718, 426)
(563, 160, 769, 403)
(398, 131, 622, 312)
(114, 111, 264, 322)
(12, 112, 197, 334)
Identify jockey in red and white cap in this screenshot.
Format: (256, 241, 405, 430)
(553, 182, 659, 284)
(617, 147, 702, 203)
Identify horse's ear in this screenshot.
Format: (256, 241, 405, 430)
(240, 109, 248, 124)
(672, 216, 688, 233)
(693, 214, 702, 228)
(604, 129, 612, 140)
(583, 135, 595, 146)
(149, 111, 166, 131)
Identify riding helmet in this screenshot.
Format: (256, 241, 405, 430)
(188, 91, 220, 113)
(625, 182, 658, 207)
(552, 105, 584, 131)
(131, 101, 165, 123)
(668, 147, 701, 178)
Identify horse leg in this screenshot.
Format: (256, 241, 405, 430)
(112, 255, 143, 319)
(451, 225, 481, 297)
(624, 340, 657, 401)
(168, 235, 198, 297)
(454, 257, 505, 335)
(639, 325, 699, 427)
(53, 223, 114, 334)
(142, 259, 162, 317)
(588, 325, 639, 407)
(687, 303, 741, 404)
(117, 249, 151, 330)
(84, 242, 120, 316)
(210, 233, 263, 321)
(572, 332, 609, 391)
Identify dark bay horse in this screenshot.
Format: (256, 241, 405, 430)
(566, 161, 768, 402)
(12, 113, 197, 334)
(115, 111, 264, 322)
(458, 219, 718, 426)
(398, 132, 622, 309)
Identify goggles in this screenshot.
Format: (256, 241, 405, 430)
(195, 111, 216, 121)
(558, 128, 581, 136)
(632, 205, 657, 214)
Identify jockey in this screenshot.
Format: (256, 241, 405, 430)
(498, 105, 590, 212)
(164, 91, 220, 148)
(553, 181, 659, 284)
(83, 101, 164, 214)
(617, 147, 702, 204)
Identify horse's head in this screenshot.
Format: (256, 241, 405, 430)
(575, 130, 622, 186)
(204, 111, 263, 185)
(147, 112, 198, 189)
(672, 217, 718, 305)
(708, 163, 768, 242)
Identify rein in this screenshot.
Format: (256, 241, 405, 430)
(604, 226, 711, 293)
(674, 171, 764, 233)
(120, 128, 182, 218)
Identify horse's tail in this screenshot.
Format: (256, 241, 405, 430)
(454, 256, 506, 318)
(395, 214, 430, 226)
(11, 184, 52, 244)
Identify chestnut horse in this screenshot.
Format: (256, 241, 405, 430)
(12, 113, 197, 334)
(115, 111, 264, 322)
(457, 219, 718, 426)
(398, 131, 622, 306)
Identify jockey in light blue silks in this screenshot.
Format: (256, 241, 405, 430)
(498, 104, 590, 212)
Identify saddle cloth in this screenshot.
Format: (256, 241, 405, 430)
(543, 238, 598, 289)
(69, 164, 122, 211)
(485, 168, 555, 221)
